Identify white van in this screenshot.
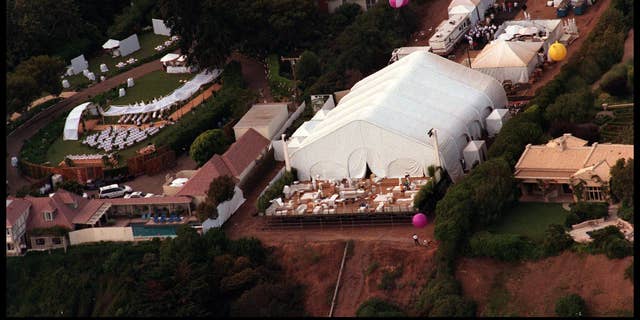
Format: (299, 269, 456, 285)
(99, 184, 133, 199)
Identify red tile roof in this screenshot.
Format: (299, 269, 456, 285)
(175, 155, 232, 197)
(71, 199, 106, 225)
(25, 189, 92, 230)
(6, 199, 31, 227)
(221, 128, 270, 177)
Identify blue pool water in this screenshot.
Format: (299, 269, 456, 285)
(131, 224, 178, 238)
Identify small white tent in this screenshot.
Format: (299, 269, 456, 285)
(448, 0, 480, 24)
(485, 108, 511, 137)
(472, 40, 543, 83)
(102, 39, 120, 50)
(462, 140, 487, 171)
(63, 102, 92, 140)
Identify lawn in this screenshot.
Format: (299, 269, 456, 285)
(46, 131, 169, 166)
(107, 70, 194, 106)
(65, 32, 172, 89)
(487, 202, 570, 242)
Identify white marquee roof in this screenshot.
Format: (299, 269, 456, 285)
(64, 102, 92, 140)
(102, 39, 120, 50)
(473, 41, 542, 68)
(288, 51, 507, 182)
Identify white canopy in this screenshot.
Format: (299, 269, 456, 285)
(486, 108, 511, 137)
(448, 0, 479, 24)
(99, 69, 221, 116)
(472, 40, 543, 83)
(494, 19, 564, 53)
(288, 51, 507, 183)
(462, 140, 487, 170)
(160, 53, 180, 63)
(102, 39, 120, 50)
(64, 102, 92, 140)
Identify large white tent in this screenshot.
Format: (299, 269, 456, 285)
(471, 40, 543, 83)
(64, 102, 93, 140)
(287, 51, 507, 183)
(448, 0, 494, 25)
(493, 19, 564, 53)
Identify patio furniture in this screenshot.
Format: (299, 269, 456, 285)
(160, 216, 166, 223)
(153, 215, 160, 223)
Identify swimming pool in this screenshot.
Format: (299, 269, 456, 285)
(131, 224, 178, 238)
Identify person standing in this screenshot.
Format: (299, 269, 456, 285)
(413, 234, 420, 246)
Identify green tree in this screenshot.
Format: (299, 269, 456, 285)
(15, 55, 66, 95)
(544, 88, 595, 124)
(555, 294, 586, 317)
(542, 224, 574, 256)
(207, 175, 236, 204)
(609, 158, 633, 207)
(413, 180, 437, 213)
(599, 63, 629, 96)
(108, 0, 158, 39)
(196, 201, 218, 222)
(6, 73, 38, 115)
(295, 50, 321, 89)
(429, 295, 477, 317)
(189, 129, 230, 166)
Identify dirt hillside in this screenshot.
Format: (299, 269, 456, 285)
(456, 252, 634, 316)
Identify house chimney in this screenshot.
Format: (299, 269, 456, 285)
(281, 134, 291, 172)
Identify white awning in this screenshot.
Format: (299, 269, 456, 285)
(160, 53, 180, 63)
(102, 39, 120, 50)
(63, 102, 92, 140)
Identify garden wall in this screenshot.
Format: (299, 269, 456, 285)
(19, 160, 104, 184)
(68, 227, 134, 245)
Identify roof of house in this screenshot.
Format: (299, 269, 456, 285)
(221, 128, 270, 177)
(71, 199, 107, 225)
(233, 103, 288, 130)
(175, 155, 232, 197)
(6, 198, 31, 227)
(514, 134, 634, 181)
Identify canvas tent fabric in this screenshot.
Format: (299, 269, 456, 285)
(486, 108, 511, 137)
(99, 70, 221, 116)
(494, 19, 564, 53)
(152, 18, 172, 36)
(161, 53, 180, 63)
(202, 186, 246, 231)
(70, 55, 89, 74)
(288, 51, 507, 183)
(472, 40, 543, 83)
(462, 140, 487, 170)
(448, 0, 480, 24)
(64, 102, 92, 140)
(119, 34, 141, 57)
(102, 39, 120, 49)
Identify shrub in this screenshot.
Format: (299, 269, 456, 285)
(429, 294, 477, 317)
(544, 88, 595, 124)
(571, 202, 608, 221)
(356, 298, 406, 317)
(416, 273, 461, 314)
(189, 129, 231, 167)
(413, 180, 436, 213)
(542, 224, 574, 256)
(604, 237, 632, 259)
(600, 63, 629, 96)
(196, 201, 218, 222)
(469, 232, 538, 262)
(378, 265, 403, 291)
(564, 212, 581, 228)
(617, 205, 633, 224)
(555, 294, 586, 317)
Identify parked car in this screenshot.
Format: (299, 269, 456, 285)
(98, 184, 133, 199)
(124, 191, 155, 199)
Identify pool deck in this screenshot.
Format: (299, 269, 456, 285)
(569, 218, 634, 243)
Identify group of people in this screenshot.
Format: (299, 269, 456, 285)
(465, 23, 499, 50)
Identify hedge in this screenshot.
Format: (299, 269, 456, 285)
(256, 169, 297, 213)
(584, 226, 632, 259)
(7, 97, 63, 133)
(266, 54, 294, 101)
(570, 202, 608, 220)
(469, 231, 540, 262)
(599, 62, 630, 96)
(542, 224, 574, 256)
(19, 110, 69, 164)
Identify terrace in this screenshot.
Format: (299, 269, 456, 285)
(265, 176, 433, 218)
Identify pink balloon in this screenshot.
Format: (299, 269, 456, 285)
(412, 213, 428, 228)
(389, 0, 409, 9)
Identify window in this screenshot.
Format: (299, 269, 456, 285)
(585, 186, 604, 201)
(52, 237, 62, 245)
(365, 0, 376, 10)
(44, 211, 54, 221)
(7, 243, 14, 251)
(35, 238, 46, 246)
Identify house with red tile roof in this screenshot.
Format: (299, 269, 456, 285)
(6, 198, 31, 256)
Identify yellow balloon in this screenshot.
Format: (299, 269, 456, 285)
(548, 41, 567, 62)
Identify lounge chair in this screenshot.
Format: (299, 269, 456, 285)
(160, 216, 167, 223)
(153, 215, 160, 223)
